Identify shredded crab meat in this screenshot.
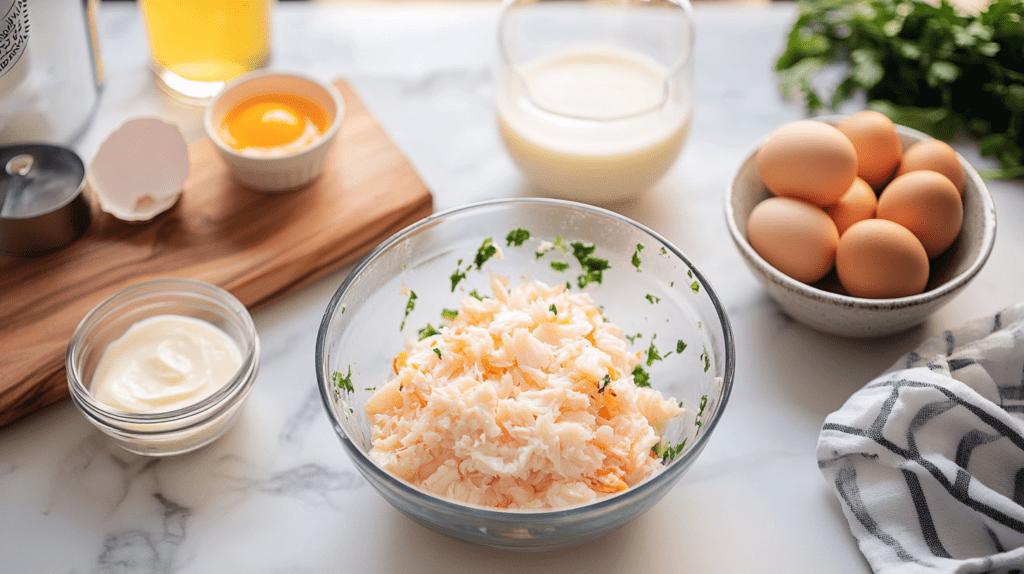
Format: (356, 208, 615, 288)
(366, 278, 684, 509)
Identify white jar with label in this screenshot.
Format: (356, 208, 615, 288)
(0, 0, 104, 146)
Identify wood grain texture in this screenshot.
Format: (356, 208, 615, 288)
(0, 79, 433, 428)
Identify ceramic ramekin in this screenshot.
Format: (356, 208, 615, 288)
(203, 70, 344, 193)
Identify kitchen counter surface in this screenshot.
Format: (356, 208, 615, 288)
(2, 2, 1023, 572)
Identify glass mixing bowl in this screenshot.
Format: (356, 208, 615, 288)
(316, 198, 734, 551)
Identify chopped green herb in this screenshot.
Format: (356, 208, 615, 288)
(687, 270, 693, 278)
(658, 440, 686, 463)
(660, 246, 668, 255)
(506, 228, 530, 247)
(400, 290, 417, 331)
(700, 346, 710, 373)
(469, 289, 484, 301)
(631, 243, 643, 271)
(690, 281, 700, 294)
(570, 240, 596, 261)
(676, 340, 687, 354)
(550, 260, 570, 272)
(599, 374, 611, 393)
(474, 237, 497, 270)
(695, 394, 709, 429)
(626, 333, 643, 345)
(632, 364, 651, 387)
(646, 335, 664, 367)
(433, 348, 442, 359)
(450, 258, 467, 292)
(670, 281, 674, 287)
(645, 294, 660, 305)
(697, 321, 702, 329)
(418, 323, 440, 340)
(365, 386, 377, 391)
(331, 366, 354, 398)
(570, 241, 610, 288)
(548, 303, 558, 315)
(441, 308, 459, 321)
(340, 305, 347, 314)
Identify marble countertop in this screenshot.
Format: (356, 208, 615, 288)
(3, 2, 1023, 572)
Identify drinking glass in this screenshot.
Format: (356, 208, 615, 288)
(139, 0, 273, 102)
(496, 0, 695, 205)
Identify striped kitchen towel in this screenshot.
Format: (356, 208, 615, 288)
(818, 302, 1024, 574)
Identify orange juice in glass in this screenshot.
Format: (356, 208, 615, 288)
(139, 0, 272, 102)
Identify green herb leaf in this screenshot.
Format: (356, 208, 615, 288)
(700, 346, 710, 373)
(646, 336, 663, 367)
(690, 281, 700, 294)
(469, 289, 484, 301)
(631, 243, 644, 271)
(695, 394, 709, 429)
(400, 290, 417, 331)
(599, 374, 611, 393)
(645, 293, 660, 305)
(418, 323, 439, 340)
(657, 440, 686, 463)
(441, 308, 459, 321)
(433, 348, 442, 359)
(676, 340, 687, 353)
(550, 260, 570, 272)
(506, 228, 530, 247)
(331, 366, 354, 398)
(570, 241, 610, 288)
(474, 237, 497, 270)
(450, 259, 467, 292)
(632, 364, 651, 387)
(549, 303, 557, 315)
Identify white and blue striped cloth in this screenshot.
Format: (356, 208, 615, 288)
(819, 303, 1024, 574)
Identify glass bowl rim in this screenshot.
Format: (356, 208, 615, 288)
(66, 276, 261, 427)
(316, 197, 735, 518)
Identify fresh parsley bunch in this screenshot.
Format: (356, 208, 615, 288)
(776, 0, 1024, 178)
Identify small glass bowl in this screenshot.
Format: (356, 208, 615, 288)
(66, 278, 260, 456)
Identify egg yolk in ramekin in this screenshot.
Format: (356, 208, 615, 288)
(220, 93, 329, 156)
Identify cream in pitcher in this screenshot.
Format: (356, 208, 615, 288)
(496, 44, 691, 204)
(496, 0, 694, 205)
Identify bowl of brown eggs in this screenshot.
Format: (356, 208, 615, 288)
(725, 111, 996, 337)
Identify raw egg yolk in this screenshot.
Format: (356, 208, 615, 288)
(226, 101, 306, 150)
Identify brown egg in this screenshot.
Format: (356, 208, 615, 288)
(897, 139, 965, 197)
(877, 170, 963, 259)
(836, 111, 902, 187)
(836, 219, 930, 299)
(747, 196, 840, 284)
(756, 120, 858, 207)
(828, 177, 877, 235)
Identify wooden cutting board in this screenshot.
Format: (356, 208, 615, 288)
(0, 79, 433, 428)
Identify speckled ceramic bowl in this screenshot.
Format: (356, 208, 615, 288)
(725, 118, 996, 338)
